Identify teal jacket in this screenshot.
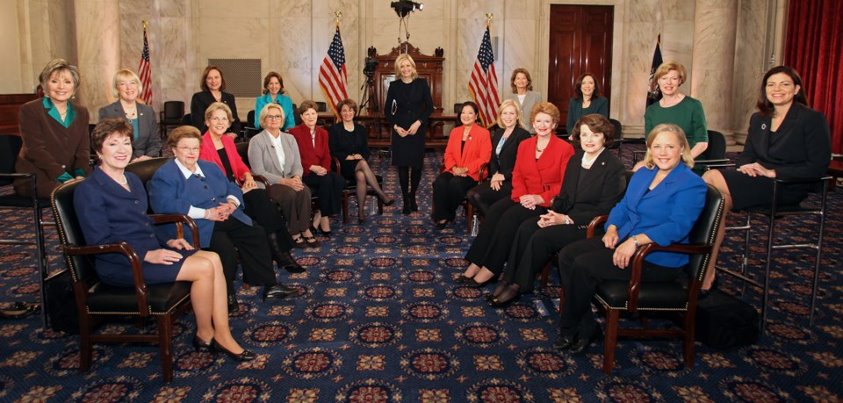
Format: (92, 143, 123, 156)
(254, 93, 295, 130)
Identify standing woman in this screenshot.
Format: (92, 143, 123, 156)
(458, 102, 575, 286)
(248, 104, 318, 247)
(504, 68, 542, 133)
(384, 54, 434, 214)
(701, 66, 831, 291)
(431, 101, 492, 228)
(466, 99, 531, 216)
(644, 62, 708, 158)
(191, 65, 242, 135)
(76, 118, 254, 361)
(289, 100, 345, 235)
(15, 58, 91, 198)
(198, 102, 304, 273)
(99, 68, 161, 161)
(565, 73, 609, 135)
(253, 71, 295, 130)
(329, 98, 395, 224)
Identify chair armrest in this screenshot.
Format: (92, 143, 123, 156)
(252, 174, 271, 188)
(478, 162, 489, 181)
(625, 242, 712, 312)
(586, 215, 608, 239)
(64, 242, 151, 315)
(150, 214, 200, 248)
(332, 156, 342, 176)
(774, 175, 832, 185)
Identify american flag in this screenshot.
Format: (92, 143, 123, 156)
(318, 27, 349, 116)
(468, 26, 500, 127)
(646, 34, 663, 107)
(138, 24, 153, 104)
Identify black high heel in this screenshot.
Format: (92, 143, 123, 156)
(485, 281, 510, 301)
(489, 284, 520, 307)
(212, 339, 256, 362)
(193, 335, 214, 353)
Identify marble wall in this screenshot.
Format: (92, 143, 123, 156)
(3, 0, 789, 142)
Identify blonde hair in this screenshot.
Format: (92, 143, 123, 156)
(39, 58, 80, 93)
(642, 123, 694, 169)
(653, 61, 687, 86)
(394, 54, 418, 80)
(495, 99, 522, 129)
(529, 102, 561, 126)
(259, 103, 285, 129)
(204, 102, 233, 123)
(112, 68, 142, 98)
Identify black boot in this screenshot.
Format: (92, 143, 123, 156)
(409, 191, 418, 212)
(402, 193, 411, 215)
(267, 232, 305, 273)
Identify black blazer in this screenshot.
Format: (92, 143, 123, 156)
(98, 101, 161, 158)
(738, 102, 830, 179)
(190, 90, 242, 134)
(489, 126, 531, 182)
(551, 149, 626, 225)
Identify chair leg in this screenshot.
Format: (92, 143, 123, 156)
(603, 309, 620, 374)
(683, 312, 696, 368)
(539, 262, 550, 289)
(157, 316, 174, 382)
(376, 195, 384, 215)
(465, 203, 474, 233)
(761, 212, 776, 334)
(809, 183, 829, 326)
(341, 193, 350, 224)
(78, 315, 93, 372)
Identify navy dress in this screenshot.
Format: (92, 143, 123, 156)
(384, 78, 433, 168)
(74, 167, 195, 286)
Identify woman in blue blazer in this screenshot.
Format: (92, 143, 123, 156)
(75, 118, 255, 361)
(98, 69, 161, 160)
(149, 126, 298, 309)
(701, 66, 831, 290)
(555, 123, 707, 354)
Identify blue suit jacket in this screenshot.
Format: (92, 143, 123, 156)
(74, 167, 169, 286)
(606, 164, 706, 267)
(148, 159, 251, 247)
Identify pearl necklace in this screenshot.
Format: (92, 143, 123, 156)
(581, 148, 605, 168)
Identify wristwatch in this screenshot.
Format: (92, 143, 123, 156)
(631, 235, 639, 248)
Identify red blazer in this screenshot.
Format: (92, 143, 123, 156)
(199, 132, 250, 183)
(289, 124, 331, 175)
(443, 124, 492, 181)
(510, 136, 575, 207)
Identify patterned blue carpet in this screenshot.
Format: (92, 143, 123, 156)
(0, 148, 841, 402)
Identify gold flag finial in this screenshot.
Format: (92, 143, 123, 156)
(485, 13, 493, 27)
(334, 10, 342, 28)
(142, 20, 148, 30)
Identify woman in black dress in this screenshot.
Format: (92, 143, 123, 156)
(329, 99, 394, 224)
(701, 65, 831, 290)
(384, 54, 434, 214)
(466, 99, 532, 216)
(190, 65, 242, 135)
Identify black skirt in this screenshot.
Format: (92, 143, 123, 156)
(722, 169, 808, 210)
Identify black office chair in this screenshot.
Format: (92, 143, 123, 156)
(0, 134, 52, 327)
(51, 179, 198, 382)
(315, 102, 327, 112)
(590, 184, 725, 373)
(159, 101, 185, 138)
(242, 110, 262, 139)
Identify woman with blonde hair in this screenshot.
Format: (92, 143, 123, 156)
(644, 61, 708, 158)
(385, 53, 434, 214)
(99, 68, 160, 161)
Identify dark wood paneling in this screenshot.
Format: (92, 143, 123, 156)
(0, 94, 38, 135)
(548, 5, 614, 130)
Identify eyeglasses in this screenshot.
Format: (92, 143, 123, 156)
(176, 146, 200, 153)
(266, 115, 283, 120)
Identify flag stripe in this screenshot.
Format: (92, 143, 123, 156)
(138, 26, 153, 104)
(318, 27, 349, 115)
(468, 27, 500, 127)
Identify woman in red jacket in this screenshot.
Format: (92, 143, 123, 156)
(288, 100, 345, 235)
(431, 101, 492, 228)
(458, 102, 575, 287)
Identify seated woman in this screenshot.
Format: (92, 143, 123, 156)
(289, 100, 345, 235)
(15, 58, 91, 198)
(644, 61, 708, 159)
(197, 102, 304, 273)
(432, 101, 492, 228)
(466, 99, 531, 216)
(149, 126, 298, 310)
(488, 114, 626, 307)
(565, 73, 609, 136)
(248, 104, 318, 247)
(458, 102, 575, 286)
(191, 65, 242, 135)
(328, 98, 395, 224)
(75, 118, 254, 361)
(555, 123, 707, 354)
(98, 68, 160, 161)
(254, 71, 296, 131)
(701, 65, 831, 291)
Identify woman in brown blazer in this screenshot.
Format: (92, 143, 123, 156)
(15, 59, 91, 198)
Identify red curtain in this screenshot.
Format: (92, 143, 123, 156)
(785, 0, 843, 153)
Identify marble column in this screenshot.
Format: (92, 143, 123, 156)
(690, 0, 737, 141)
(73, 0, 121, 120)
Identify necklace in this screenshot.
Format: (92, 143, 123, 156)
(581, 148, 604, 168)
(536, 140, 549, 153)
(114, 174, 128, 185)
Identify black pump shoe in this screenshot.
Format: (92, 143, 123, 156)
(193, 335, 215, 353)
(568, 332, 599, 354)
(212, 339, 256, 362)
(275, 251, 305, 273)
(485, 281, 511, 301)
(263, 284, 299, 300)
(553, 335, 577, 351)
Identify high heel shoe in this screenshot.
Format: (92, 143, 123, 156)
(568, 331, 599, 354)
(212, 339, 257, 362)
(193, 335, 214, 353)
(382, 195, 395, 206)
(485, 281, 510, 301)
(489, 284, 520, 307)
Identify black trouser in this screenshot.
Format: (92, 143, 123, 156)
(464, 198, 547, 274)
(432, 172, 477, 221)
(303, 172, 344, 216)
(209, 219, 277, 296)
(503, 219, 587, 291)
(466, 181, 512, 216)
(557, 238, 681, 339)
(243, 188, 293, 251)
